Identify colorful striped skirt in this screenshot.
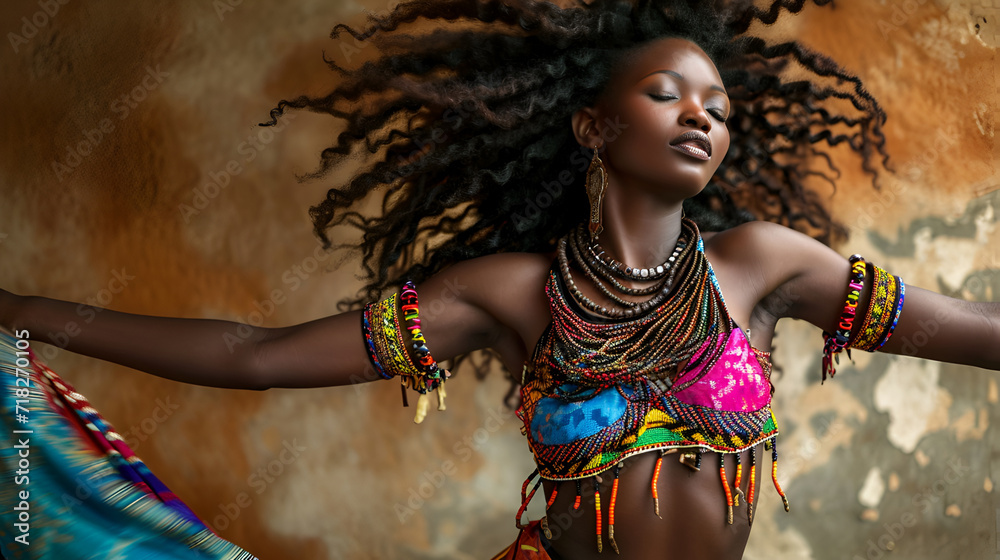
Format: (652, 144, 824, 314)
(0, 328, 258, 559)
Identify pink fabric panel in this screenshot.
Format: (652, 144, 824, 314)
(671, 328, 771, 412)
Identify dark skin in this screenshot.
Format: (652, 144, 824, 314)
(1, 38, 998, 559)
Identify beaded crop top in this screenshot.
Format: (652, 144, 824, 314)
(359, 216, 906, 553)
(512, 231, 789, 549)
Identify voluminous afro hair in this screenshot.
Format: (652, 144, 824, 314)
(262, 0, 890, 384)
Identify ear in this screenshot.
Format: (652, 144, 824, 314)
(571, 105, 605, 150)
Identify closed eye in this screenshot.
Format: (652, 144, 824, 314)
(648, 94, 728, 123)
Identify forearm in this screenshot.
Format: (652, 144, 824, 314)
(10, 295, 267, 390)
(932, 299, 1000, 371)
(972, 300, 1000, 371)
(870, 289, 1000, 371)
(935, 299, 1000, 371)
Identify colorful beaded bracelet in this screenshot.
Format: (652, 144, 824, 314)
(361, 308, 392, 380)
(400, 281, 445, 381)
(820, 254, 866, 383)
(399, 280, 449, 422)
(876, 278, 905, 351)
(852, 262, 895, 351)
(361, 282, 449, 423)
(364, 291, 425, 413)
(365, 292, 423, 380)
(853, 262, 906, 352)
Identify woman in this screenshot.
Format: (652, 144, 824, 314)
(1, 0, 997, 558)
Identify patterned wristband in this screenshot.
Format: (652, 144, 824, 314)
(361, 304, 391, 380)
(852, 262, 896, 352)
(363, 285, 450, 424)
(820, 254, 866, 383)
(366, 292, 423, 380)
(875, 278, 905, 350)
(400, 281, 446, 384)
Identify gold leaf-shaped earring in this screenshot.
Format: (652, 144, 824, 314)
(586, 147, 608, 242)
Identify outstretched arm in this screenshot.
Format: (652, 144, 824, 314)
(1, 292, 277, 390)
(0, 256, 509, 391)
(731, 221, 1000, 370)
(250, 256, 506, 389)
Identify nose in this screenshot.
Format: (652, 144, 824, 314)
(679, 102, 712, 132)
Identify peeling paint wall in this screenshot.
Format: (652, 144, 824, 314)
(0, 1, 996, 559)
(749, 3, 1000, 559)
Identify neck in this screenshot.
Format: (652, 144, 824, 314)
(596, 186, 685, 269)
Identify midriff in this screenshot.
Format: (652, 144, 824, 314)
(540, 447, 767, 560)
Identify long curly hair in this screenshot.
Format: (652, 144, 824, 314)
(262, 0, 891, 387)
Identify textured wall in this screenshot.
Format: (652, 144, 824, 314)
(0, 1, 997, 559)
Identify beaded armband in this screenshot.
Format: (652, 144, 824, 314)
(362, 282, 449, 424)
(361, 296, 394, 381)
(363, 292, 421, 379)
(821, 254, 866, 383)
(820, 257, 907, 382)
(852, 262, 906, 352)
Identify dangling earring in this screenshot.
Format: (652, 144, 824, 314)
(681, 206, 686, 220)
(586, 146, 608, 242)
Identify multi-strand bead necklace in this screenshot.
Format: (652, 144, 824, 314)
(560, 221, 688, 318)
(548, 217, 734, 392)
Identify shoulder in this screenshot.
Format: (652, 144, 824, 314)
(704, 220, 813, 252)
(704, 220, 832, 275)
(422, 251, 554, 321)
(397, 251, 553, 372)
(472, 251, 556, 271)
(443, 251, 554, 288)
(424, 251, 554, 365)
(703, 220, 847, 319)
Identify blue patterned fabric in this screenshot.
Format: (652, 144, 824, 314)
(531, 384, 634, 445)
(0, 328, 258, 560)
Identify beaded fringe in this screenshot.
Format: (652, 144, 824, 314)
(733, 451, 743, 508)
(574, 480, 582, 510)
(770, 437, 790, 512)
(747, 446, 757, 525)
(651, 450, 664, 519)
(515, 469, 541, 529)
(719, 453, 734, 525)
(516, 438, 789, 554)
(594, 476, 603, 552)
(609, 464, 621, 554)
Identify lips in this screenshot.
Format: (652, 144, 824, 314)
(669, 130, 712, 160)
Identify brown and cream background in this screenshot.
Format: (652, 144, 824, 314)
(0, 1, 997, 558)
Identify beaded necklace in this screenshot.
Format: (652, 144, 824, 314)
(583, 226, 685, 283)
(546, 217, 733, 394)
(559, 221, 689, 317)
(567, 224, 680, 304)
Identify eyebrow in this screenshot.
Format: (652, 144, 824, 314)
(642, 69, 728, 96)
